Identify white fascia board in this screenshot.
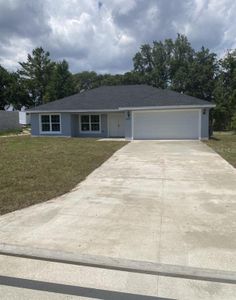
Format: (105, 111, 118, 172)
(119, 104, 216, 111)
(27, 109, 120, 114)
(27, 104, 216, 113)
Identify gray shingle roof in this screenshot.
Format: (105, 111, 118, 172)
(28, 85, 214, 112)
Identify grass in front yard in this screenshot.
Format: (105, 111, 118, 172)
(205, 132, 236, 168)
(0, 128, 22, 136)
(0, 137, 127, 215)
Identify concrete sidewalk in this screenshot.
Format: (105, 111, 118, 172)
(0, 141, 236, 299)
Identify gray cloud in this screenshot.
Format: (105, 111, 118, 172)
(0, 0, 50, 41)
(0, 0, 236, 73)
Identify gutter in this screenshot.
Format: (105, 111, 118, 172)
(118, 104, 216, 111)
(27, 109, 120, 114)
(27, 104, 216, 114)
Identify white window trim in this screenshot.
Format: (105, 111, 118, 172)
(39, 113, 61, 134)
(79, 114, 101, 133)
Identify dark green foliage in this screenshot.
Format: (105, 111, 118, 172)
(133, 34, 195, 90)
(134, 34, 213, 94)
(45, 60, 76, 101)
(232, 112, 236, 133)
(0, 65, 10, 109)
(72, 70, 143, 92)
(121, 71, 144, 85)
(212, 50, 236, 130)
(185, 47, 217, 101)
(73, 71, 101, 92)
(0, 65, 30, 109)
(16, 48, 76, 106)
(18, 47, 55, 105)
(6, 72, 31, 109)
(169, 35, 194, 92)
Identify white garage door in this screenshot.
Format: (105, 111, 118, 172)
(133, 109, 200, 140)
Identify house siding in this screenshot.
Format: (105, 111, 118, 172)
(71, 114, 79, 137)
(31, 114, 40, 135)
(124, 111, 132, 139)
(30, 108, 211, 140)
(201, 108, 209, 139)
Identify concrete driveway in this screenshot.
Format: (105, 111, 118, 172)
(0, 141, 236, 299)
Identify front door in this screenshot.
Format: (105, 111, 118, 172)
(108, 113, 125, 137)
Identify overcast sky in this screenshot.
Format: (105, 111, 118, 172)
(0, 0, 235, 74)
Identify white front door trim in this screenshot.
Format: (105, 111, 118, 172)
(108, 113, 125, 137)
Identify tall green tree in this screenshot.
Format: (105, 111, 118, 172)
(18, 47, 54, 105)
(150, 40, 173, 88)
(6, 72, 31, 109)
(133, 44, 153, 74)
(73, 71, 101, 92)
(0, 65, 10, 109)
(121, 71, 143, 85)
(170, 34, 194, 92)
(133, 34, 194, 90)
(101, 74, 123, 86)
(0, 65, 30, 109)
(213, 50, 236, 130)
(186, 47, 217, 101)
(45, 60, 76, 101)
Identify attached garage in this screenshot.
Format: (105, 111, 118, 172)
(133, 109, 200, 140)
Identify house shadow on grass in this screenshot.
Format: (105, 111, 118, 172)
(0, 275, 176, 300)
(210, 136, 220, 141)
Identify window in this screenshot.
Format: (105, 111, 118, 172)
(81, 115, 90, 131)
(91, 115, 100, 131)
(80, 115, 100, 132)
(40, 114, 61, 133)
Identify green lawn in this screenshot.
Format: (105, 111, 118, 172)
(0, 136, 127, 215)
(205, 132, 236, 168)
(0, 128, 23, 136)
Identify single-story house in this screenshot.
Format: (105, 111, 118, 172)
(27, 85, 215, 140)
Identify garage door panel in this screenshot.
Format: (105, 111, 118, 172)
(133, 110, 200, 140)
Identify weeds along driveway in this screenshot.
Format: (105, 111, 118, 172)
(0, 141, 236, 299)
